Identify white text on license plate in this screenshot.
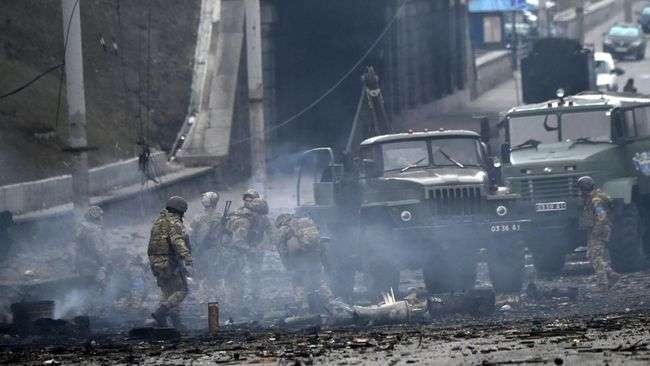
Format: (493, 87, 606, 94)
(490, 223, 521, 233)
(535, 202, 567, 212)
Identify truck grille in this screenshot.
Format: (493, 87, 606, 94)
(519, 175, 580, 201)
(427, 186, 482, 216)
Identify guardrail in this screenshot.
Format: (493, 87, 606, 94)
(554, 0, 621, 40)
(0, 152, 176, 215)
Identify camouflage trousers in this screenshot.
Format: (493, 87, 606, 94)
(149, 255, 188, 314)
(221, 247, 263, 314)
(586, 223, 616, 289)
(288, 266, 333, 312)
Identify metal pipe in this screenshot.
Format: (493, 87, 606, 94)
(208, 302, 219, 336)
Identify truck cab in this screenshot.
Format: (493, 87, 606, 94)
(297, 129, 528, 295)
(500, 92, 650, 271)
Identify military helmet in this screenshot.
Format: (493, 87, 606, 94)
(85, 206, 103, 221)
(200, 191, 220, 208)
(243, 189, 260, 200)
(577, 176, 595, 192)
(166, 196, 188, 213)
(275, 213, 294, 228)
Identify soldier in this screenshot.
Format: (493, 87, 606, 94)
(274, 213, 333, 313)
(147, 196, 194, 330)
(189, 192, 222, 280)
(577, 176, 621, 290)
(74, 206, 106, 282)
(0, 211, 14, 263)
(223, 189, 270, 316)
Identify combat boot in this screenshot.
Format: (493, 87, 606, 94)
(169, 311, 186, 332)
(151, 306, 169, 328)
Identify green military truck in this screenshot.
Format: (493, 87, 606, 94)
(296, 129, 530, 295)
(498, 91, 650, 272)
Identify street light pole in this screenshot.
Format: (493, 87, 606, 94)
(624, 0, 633, 23)
(245, 0, 267, 195)
(61, 0, 90, 216)
(575, 0, 585, 44)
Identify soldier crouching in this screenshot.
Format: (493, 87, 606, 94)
(147, 196, 194, 330)
(274, 213, 333, 314)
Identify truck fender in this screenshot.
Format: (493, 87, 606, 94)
(603, 177, 637, 205)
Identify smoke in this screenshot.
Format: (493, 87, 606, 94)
(54, 289, 88, 319)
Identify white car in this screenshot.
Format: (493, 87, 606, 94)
(594, 52, 624, 92)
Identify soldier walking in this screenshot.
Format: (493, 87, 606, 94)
(74, 206, 106, 282)
(274, 213, 333, 314)
(223, 189, 270, 317)
(190, 192, 223, 284)
(577, 176, 621, 290)
(147, 196, 194, 330)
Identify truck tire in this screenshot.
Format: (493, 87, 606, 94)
(366, 259, 400, 298)
(610, 204, 645, 272)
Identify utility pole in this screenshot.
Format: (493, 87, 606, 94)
(624, 0, 633, 23)
(538, 0, 548, 38)
(244, 0, 266, 194)
(61, 0, 90, 216)
(575, 0, 585, 44)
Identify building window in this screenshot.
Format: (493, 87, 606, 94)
(483, 15, 502, 43)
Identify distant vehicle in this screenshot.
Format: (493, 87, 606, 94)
(638, 7, 650, 33)
(603, 23, 646, 60)
(594, 52, 625, 92)
(521, 38, 595, 104)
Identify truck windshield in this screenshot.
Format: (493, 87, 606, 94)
(431, 138, 480, 166)
(382, 140, 429, 172)
(509, 110, 611, 147)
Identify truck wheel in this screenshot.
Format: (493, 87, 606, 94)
(366, 259, 400, 298)
(423, 253, 454, 293)
(610, 204, 645, 272)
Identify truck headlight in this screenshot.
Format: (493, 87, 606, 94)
(496, 205, 508, 217)
(400, 210, 412, 222)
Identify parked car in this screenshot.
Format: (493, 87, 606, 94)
(603, 23, 646, 60)
(594, 52, 624, 92)
(638, 6, 650, 33)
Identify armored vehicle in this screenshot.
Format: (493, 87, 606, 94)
(498, 91, 650, 272)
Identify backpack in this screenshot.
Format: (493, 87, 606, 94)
(287, 218, 320, 253)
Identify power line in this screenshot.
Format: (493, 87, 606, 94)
(0, 63, 63, 100)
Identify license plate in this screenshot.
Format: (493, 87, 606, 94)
(535, 201, 567, 212)
(490, 223, 522, 233)
(615, 47, 627, 52)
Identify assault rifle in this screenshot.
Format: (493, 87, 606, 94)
(216, 200, 232, 246)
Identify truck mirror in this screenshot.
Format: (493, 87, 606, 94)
(611, 67, 625, 76)
(330, 164, 344, 181)
(480, 117, 491, 142)
(500, 144, 511, 164)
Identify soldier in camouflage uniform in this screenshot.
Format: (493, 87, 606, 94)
(0, 211, 14, 263)
(578, 176, 621, 290)
(189, 192, 223, 283)
(223, 189, 270, 315)
(147, 196, 194, 329)
(274, 213, 333, 313)
(74, 206, 106, 282)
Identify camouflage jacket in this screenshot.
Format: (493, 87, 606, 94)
(147, 209, 193, 266)
(75, 221, 105, 267)
(227, 199, 271, 249)
(274, 217, 325, 269)
(580, 189, 612, 229)
(189, 210, 223, 252)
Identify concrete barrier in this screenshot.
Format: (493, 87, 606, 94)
(554, 0, 621, 40)
(0, 151, 180, 215)
(474, 50, 512, 97)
